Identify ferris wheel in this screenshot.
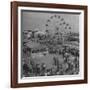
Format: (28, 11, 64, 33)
(45, 14, 72, 34)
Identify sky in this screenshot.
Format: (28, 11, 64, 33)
(21, 10, 80, 33)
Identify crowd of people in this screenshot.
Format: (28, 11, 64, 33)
(22, 45, 79, 77)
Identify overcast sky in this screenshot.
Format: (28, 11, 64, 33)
(21, 10, 80, 33)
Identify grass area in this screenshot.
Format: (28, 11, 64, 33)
(31, 54, 64, 69)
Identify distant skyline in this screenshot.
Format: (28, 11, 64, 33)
(21, 10, 80, 33)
